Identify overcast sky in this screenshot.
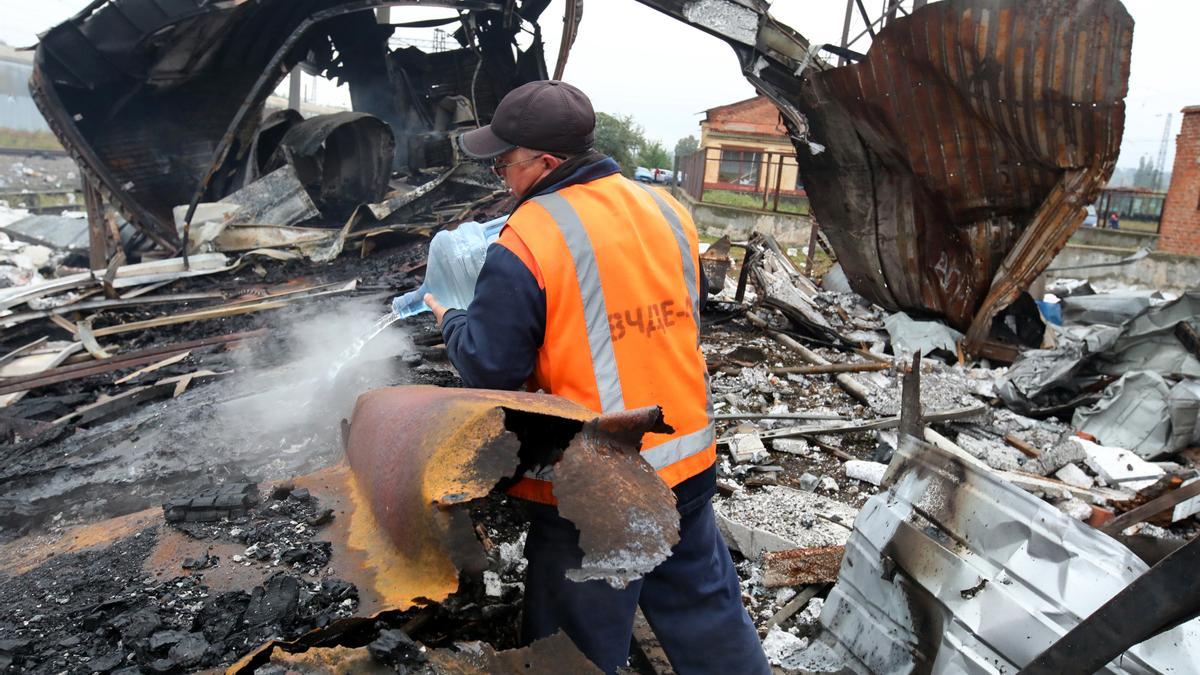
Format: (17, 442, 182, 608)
(4, 0, 1196, 168)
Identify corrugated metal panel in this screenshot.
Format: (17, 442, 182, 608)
(818, 433, 1200, 673)
(791, 0, 1132, 347)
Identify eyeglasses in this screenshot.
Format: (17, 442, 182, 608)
(492, 155, 544, 176)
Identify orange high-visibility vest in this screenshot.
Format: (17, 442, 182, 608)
(501, 174, 716, 504)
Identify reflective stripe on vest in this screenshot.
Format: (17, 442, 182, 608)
(532, 192, 625, 413)
(527, 184, 715, 475)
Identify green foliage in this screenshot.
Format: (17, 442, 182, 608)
(593, 112, 674, 174)
(674, 135, 699, 159)
(701, 189, 809, 215)
(1132, 154, 1161, 189)
(594, 112, 645, 176)
(636, 141, 671, 170)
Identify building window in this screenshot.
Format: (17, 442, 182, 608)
(718, 149, 760, 186)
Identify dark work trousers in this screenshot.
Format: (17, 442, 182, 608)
(521, 472, 771, 675)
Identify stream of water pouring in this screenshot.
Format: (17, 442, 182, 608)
(323, 310, 404, 384)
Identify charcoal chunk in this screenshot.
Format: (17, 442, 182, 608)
(148, 630, 187, 652)
(115, 609, 161, 641)
(87, 651, 125, 672)
(163, 483, 258, 523)
(306, 508, 334, 527)
(244, 575, 299, 627)
(368, 629, 425, 668)
(167, 634, 209, 668)
(194, 590, 249, 642)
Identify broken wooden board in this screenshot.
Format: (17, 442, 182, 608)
(763, 546, 845, 587)
(0, 341, 83, 407)
(113, 351, 190, 385)
(630, 610, 672, 675)
(0, 253, 233, 313)
(0, 292, 225, 327)
(88, 279, 357, 337)
(55, 370, 224, 426)
(0, 329, 262, 397)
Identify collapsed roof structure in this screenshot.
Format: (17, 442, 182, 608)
(31, 0, 1132, 356)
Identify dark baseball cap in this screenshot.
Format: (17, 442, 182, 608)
(458, 80, 595, 160)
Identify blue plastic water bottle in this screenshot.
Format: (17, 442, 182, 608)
(391, 216, 507, 317)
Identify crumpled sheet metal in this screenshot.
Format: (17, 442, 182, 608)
(998, 292, 1200, 415)
(786, 0, 1132, 349)
(555, 409, 680, 587)
(1072, 371, 1200, 460)
(815, 433, 1200, 674)
(261, 111, 395, 221)
(344, 386, 680, 598)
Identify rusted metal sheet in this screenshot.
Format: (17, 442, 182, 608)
(762, 545, 845, 587)
(791, 0, 1132, 351)
(554, 408, 680, 587)
(344, 386, 681, 593)
(637, 0, 1132, 355)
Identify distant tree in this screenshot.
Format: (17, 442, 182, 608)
(636, 141, 671, 170)
(594, 112, 646, 176)
(674, 135, 699, 159)
(1133, 154, 1157, 189)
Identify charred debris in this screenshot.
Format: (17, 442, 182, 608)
(3, 0, 1199, 673)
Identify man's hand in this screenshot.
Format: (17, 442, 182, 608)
(424, 293, 448, 327)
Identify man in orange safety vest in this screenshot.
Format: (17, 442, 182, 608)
(423, 80, 770, 675)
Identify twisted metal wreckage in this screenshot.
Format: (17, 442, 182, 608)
(31, 0, 1133, 356)
(16, 0, 1182, 672)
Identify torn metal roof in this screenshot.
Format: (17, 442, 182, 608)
(793, 0, 1133, 351)
(638, 0, 1133, 355)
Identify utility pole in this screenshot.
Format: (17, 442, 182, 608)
(288, 68, 302, 111)
(1153, 113, 1172, 192)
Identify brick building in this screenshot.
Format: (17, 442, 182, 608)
(1157, 106, 1200, 256)
(697, 96, 802, 195)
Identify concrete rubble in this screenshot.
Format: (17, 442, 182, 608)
(1, 0, 1197, 673)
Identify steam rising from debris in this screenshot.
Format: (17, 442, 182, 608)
(217, 297, 414, 457)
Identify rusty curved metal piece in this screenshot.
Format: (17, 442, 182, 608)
(344, 385, 681, 594)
